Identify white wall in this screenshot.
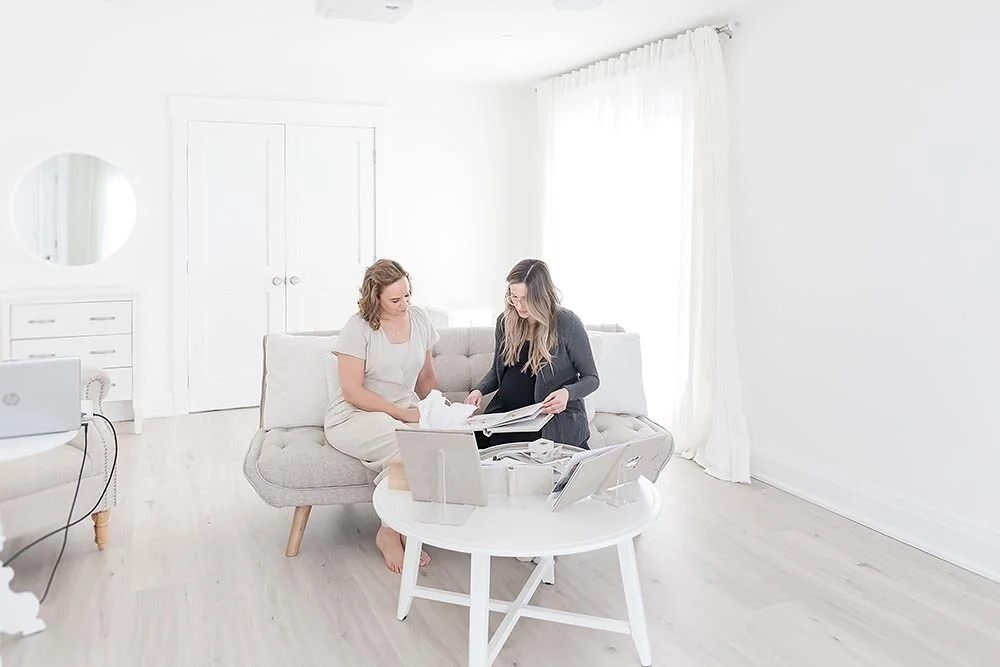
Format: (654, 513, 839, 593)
(0, 6, 539, 417)
(727, 0, 1000, 581)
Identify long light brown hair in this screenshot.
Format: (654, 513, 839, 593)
(358, 259, 410, 330)
(501, 259, 561, 375)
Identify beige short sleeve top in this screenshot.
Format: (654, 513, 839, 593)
(325, 305, 440, 428)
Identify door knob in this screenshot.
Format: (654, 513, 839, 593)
(272, 276, 283, 286)
(289, 276, 300, 285)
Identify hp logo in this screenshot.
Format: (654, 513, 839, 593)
(2, 392, 19, 407)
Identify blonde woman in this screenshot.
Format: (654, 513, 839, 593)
(325, 259, 439, 572)
(465, 259, 599, 449)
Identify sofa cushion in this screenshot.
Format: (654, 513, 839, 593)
(257, 427, 377, 489)
(432, 327, 496, 404)
(0, 444, 99, 503)
(588, 412, 658, 449)
(262, 334, 338, 430)
(588, 413, 674, 483)
(583, 331, 604, 423)
(588, 332, 648, 416)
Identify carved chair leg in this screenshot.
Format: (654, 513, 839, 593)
(92, 510, 110, 550)
(285, 506, 312, 557)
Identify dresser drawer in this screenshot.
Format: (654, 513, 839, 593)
(104, 367, 133, 401)
(11, 334, 133, 368)
(10, 301, 132, 340)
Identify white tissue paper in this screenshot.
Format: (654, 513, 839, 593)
(417, 389, 478, 429)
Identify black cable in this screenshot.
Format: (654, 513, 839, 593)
(2, 414, 119, 578)
(36, 423, 88, 603)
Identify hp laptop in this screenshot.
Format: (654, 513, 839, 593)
(0, 357, 81, 439)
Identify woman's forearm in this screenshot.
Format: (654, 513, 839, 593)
(344, 385, 406, 420)
(416, 375, 438, 400)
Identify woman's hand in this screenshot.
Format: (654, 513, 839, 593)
(464, 390, 483, 408)
(541, 388, 569, 415)
(399, 407, 421, 424)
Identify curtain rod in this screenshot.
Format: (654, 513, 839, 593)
(539, 19, 739, 85)
(715, 20, 740, 39)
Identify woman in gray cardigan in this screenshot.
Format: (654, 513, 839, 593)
(465, 259, 599, 449)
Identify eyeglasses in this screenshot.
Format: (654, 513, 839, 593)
(505, 292, 527, 307)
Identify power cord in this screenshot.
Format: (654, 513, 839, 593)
(1, 413, 119, 604)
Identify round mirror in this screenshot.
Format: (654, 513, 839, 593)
(12, 153, 137, 266)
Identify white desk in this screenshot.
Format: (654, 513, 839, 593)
(374, 476, 662, 667)
(0, 404, 89, 666)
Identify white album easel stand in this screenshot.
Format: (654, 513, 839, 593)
(419, 449, 476, 526)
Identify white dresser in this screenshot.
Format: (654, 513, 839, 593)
(0, 290, 142, 433)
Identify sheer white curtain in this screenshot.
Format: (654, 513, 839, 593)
(537, 27, 751, 483)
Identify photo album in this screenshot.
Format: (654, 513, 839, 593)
(464, 402, 553, 436)
(417, 390, 553, 435)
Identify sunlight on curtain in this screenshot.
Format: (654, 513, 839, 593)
(538, 28, 752, 482)
(539, 45, 687, 428)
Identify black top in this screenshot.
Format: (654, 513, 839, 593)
(476, 308, 599, 405)
(475, 308, 600, 448)
(496, 342, 536, 411)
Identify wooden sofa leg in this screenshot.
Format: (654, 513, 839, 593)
(92, 510, 110, 550)
(285, 506, 312, 557)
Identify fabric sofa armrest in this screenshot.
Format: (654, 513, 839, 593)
(82, 365, 111, 413)
(67, 365, 118, 511)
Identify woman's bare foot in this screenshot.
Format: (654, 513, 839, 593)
(376, 526, 405, 573)
(376, 527, 431, 573)
(401, 536, 431, 567)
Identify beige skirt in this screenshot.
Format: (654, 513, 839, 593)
(324, 410, 412, 473)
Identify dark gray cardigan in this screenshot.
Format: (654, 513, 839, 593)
(475, 308, 600, 446)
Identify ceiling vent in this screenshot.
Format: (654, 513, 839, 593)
(316, 0, 414, 23)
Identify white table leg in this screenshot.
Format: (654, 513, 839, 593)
(396, 536, 423, 621)
(541, 556, 556, 585)
(469, 552, 491, 667)
(617, 538, 652, 667)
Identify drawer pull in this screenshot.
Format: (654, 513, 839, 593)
(28, 353, 57, 359)
(89, 349, 117, 355)
(90, 316, 117, 322)
(27, 319, 56, 324)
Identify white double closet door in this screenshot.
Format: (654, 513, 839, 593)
(186, 121, 375, 412)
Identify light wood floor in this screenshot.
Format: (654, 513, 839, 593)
(3, 409, 999, 667)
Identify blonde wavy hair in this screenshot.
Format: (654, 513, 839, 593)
(501, 259, 561, 375)
(358, 259, 410, 330)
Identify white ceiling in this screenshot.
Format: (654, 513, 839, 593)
(56, 0, 752, 84)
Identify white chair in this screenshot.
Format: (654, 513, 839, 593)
(0, 366, 119, 551)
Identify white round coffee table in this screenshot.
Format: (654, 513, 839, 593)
(0, 430, 80, 666)
(373, 476, 661, 667)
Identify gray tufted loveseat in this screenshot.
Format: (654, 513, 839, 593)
(243, 325, 674, 557)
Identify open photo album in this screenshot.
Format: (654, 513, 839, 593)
(463, 402, 553, 436)
(417, 390, 553, 436)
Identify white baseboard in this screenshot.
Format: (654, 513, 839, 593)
(99, 392, 176, 423)
(751, 451, 1000, 584)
